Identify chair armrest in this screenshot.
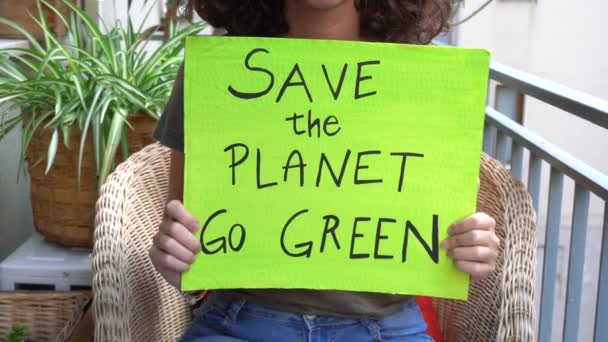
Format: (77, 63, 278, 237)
(433, 154, 537, 342)
(93, 156, 132, 341)
(93, 143, 192, 342)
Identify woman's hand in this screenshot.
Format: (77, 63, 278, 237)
(149, 200, 202, 288)
(442, 212, 500, 280)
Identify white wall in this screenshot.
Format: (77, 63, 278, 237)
(0, 31, 36, 261)
(0, 106, 35, 261)
(456, 1, 607, 341)
(457, 0, 607, 227)
(457, 0, 607, 169)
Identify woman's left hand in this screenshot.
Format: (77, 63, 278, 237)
(441, 212, 500, 280)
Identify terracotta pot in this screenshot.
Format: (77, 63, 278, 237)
(26, 113, 157, 248)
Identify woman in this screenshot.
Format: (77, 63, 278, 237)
(150, 1, 500, 341)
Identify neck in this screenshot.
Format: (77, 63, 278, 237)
(285, 1, 360, 41)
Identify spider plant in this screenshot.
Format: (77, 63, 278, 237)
(7, 325, 26, 342)
(0, 0, 205, 187)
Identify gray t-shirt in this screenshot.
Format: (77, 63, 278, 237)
(153, 66, 411, 319)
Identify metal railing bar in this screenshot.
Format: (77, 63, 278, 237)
(496, 130, 510, 164)
(538, 168, 564, 342)
(595, 203, 608, 342)
(490, 61, 608, 130)
(528, 154, 542, 214)
(483, 122, 496, 157)
(486, 107, 608, 200)
(562, 185, 590, 341)
(511, 142, 524, 181)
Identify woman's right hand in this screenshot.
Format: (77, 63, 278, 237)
(149, 200, 202, 289)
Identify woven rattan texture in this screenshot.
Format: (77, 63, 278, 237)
(94, 143, 190, 342)
(93, 143, 536, 342)
(0, 291, 91, 342)
(433, 154, 537, 341)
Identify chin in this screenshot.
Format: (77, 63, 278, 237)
(295, 0, 353, 10)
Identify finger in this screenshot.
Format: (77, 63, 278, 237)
(443, 230, 498, 249)
(492, 233, 500, 247)
(455, 260, 495, 279)
(447, 246, 497, 263)
(149, 247, 182, 288)
(154, 234, 196, 264)
(158, 266, 182, 288)
(449, 212, 496, 235)
(166, 200, 200, 232)
(161, 221, 202, 253)
(149, 245, 190, 273)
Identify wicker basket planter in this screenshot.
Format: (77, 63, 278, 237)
(0, 0, 69, 40)
(0, 291, 91, 342)
(26, 113, 156, 248)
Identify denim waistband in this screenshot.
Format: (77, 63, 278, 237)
(196, 291, 415, 329)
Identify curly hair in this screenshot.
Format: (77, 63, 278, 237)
(181, 0, 451, 44)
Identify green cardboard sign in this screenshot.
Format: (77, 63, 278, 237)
(182, 36, 490, 300)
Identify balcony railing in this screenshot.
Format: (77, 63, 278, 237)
(484, 61, 608, 342)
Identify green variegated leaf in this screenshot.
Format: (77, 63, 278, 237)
(99, 108, 126, 187)
(0, 17, 44, 52)
(45, 128, 59, 175)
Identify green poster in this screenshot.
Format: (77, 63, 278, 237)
(182, 36, 490, 300)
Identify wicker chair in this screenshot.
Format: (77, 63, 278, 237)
(93, 142, 537, 342)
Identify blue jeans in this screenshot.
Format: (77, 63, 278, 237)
(179, 292, 432, 342)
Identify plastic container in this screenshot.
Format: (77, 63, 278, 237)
(0, 233, 91, 291)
